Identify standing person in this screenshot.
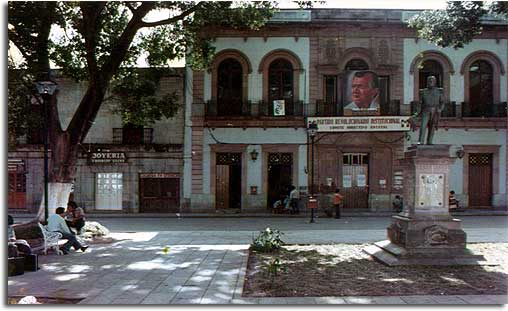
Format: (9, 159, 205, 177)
(333, 188, 344, 219)
(449, 190, 460, 211)
(66, 201, 86, 234)
(47, 207, 88, 255)
(289, 185, 300, 214)
(418, 75, 444, 145)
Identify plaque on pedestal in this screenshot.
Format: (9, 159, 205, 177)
(365, 144, 489, 266)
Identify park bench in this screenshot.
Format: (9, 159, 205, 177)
(37, 223, 63, 255)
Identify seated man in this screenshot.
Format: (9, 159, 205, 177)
(47, 207, 88, 255)
(66, 201, 86, 234)
(8, 215, 32, 256)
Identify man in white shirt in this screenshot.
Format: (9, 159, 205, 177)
(47, 207, 88, 254)
(344, 71, 380, 112)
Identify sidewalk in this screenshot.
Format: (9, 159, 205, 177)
(7, 217, 508, 305)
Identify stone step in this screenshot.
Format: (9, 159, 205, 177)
(364, 242, 496, 266)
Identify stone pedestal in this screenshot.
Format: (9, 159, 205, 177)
(365, 144, 487, 265)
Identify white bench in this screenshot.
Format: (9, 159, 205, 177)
(38, 223, 63, 255)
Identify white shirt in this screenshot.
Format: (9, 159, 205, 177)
(344, 100, 379, 110)
(289, 189, 299, 200)
(47, 214, 72, 235)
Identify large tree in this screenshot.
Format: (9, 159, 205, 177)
(409, 1, 508, 49)
(8, 1, 277, 221)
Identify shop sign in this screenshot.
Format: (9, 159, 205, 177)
(139, 173, 179, 178)
(89, 151, 126, 164)
(307, 116, 411, 132)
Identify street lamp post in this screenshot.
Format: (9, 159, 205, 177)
(35, 81, 58, 222)
(307, 121, 318, 223)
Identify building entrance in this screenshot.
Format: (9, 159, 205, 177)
(267, 153, 293, 208)
(342, 153, 369, 209)
(216, 153, 242, 210)
(468, 153, 493, 207)
(139, 173, 180, 213)
(8, 160, 26, 210)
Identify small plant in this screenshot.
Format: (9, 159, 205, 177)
(265, 258, 287, 288)
(251, 227, 285, 253)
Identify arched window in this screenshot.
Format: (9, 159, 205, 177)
(469, 60, 493, 117)
(217, 58, 243, 116)
(419, 60, 443, 89)
(268, 58, 294, 108)
(345, 58, 369, 71)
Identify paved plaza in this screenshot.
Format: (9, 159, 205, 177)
(7, 216, 508, 304)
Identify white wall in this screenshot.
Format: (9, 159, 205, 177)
(405, 128, 507, 197)
(202, 128, 307, 194)
(204, 37, 311, 103)
(403, 39, 508, 105)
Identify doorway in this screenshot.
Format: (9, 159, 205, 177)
(468, 153, 493, 207)
(216, 153, 242, 210)
(342, 153, 369, 209)
(267, 153, 293, 208)
(139, 175, 180, 213)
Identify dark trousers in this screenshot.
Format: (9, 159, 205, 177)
(290, 199, 299, 214)
(334, 204, 341, 219)
(58, 231, 83, 251)
(66, 219, 85, 233)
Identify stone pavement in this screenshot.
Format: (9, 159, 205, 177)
(7, 216, 508, 305)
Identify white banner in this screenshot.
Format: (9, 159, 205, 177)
(307, 116, 411, 132)
(273, 100, 285, 116)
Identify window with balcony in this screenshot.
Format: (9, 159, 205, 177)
(419, 60, 443, 90)
(468, 60, 493, 117)
(217, 58, 243, 116)
(269, 58, 294, 115)
(113, 126, 153, 145)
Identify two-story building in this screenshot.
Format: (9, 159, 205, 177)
(8, 69, 186, 214)
(182, 9, 507, 213)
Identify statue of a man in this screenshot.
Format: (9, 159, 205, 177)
(418, 76, 444, 145)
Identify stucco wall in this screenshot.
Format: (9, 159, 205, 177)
(403, 39, 508, 105)
(204, 37, 310, 103)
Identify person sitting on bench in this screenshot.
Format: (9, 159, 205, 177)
(65, 201, 86, 234)
(47, 207, 88, 255)
(8, 215, 32, 256)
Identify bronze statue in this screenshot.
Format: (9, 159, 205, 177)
(418, 76, 444, 145)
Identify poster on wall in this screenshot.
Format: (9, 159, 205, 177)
(343, 70, 381, 116)
(343, 175, 352, 188)
(273, 100, 285, 116)
(357, 174, 367, 187)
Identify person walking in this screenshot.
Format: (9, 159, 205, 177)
(333, 188, 344, 219)
(289, 185, 300, 214)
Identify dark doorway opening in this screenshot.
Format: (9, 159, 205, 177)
(267, 153, 293, 209)
(216, 153, 242, 210)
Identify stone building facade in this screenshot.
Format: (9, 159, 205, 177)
(8, 69, 185, 214)
(183, 9, 507, 213)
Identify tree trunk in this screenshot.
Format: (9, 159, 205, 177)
(36, 95, 80, 222)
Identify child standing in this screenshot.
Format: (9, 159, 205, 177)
(333, 188, 344, 219)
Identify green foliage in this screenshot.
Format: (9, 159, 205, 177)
(265, 258, 288, 288)
(251, 227, 285, 253)
(109, 68, 180, 127)
(7, 61, 43, 147)
(409, 1, 507, 49)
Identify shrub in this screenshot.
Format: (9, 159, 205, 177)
(251, 227, 285, 253)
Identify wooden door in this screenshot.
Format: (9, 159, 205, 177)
(215, 153, 242, 210)
(8, 172, 26, 209)
(342, 153, 369, 209)
(140, 177, 180, 213)
(468, 153, 492, 207)
(216, 165, 230, 209)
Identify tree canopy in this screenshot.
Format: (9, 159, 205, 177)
(409, 1, 508, 49)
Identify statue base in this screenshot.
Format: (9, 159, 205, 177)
(364, 144, 490, 266)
